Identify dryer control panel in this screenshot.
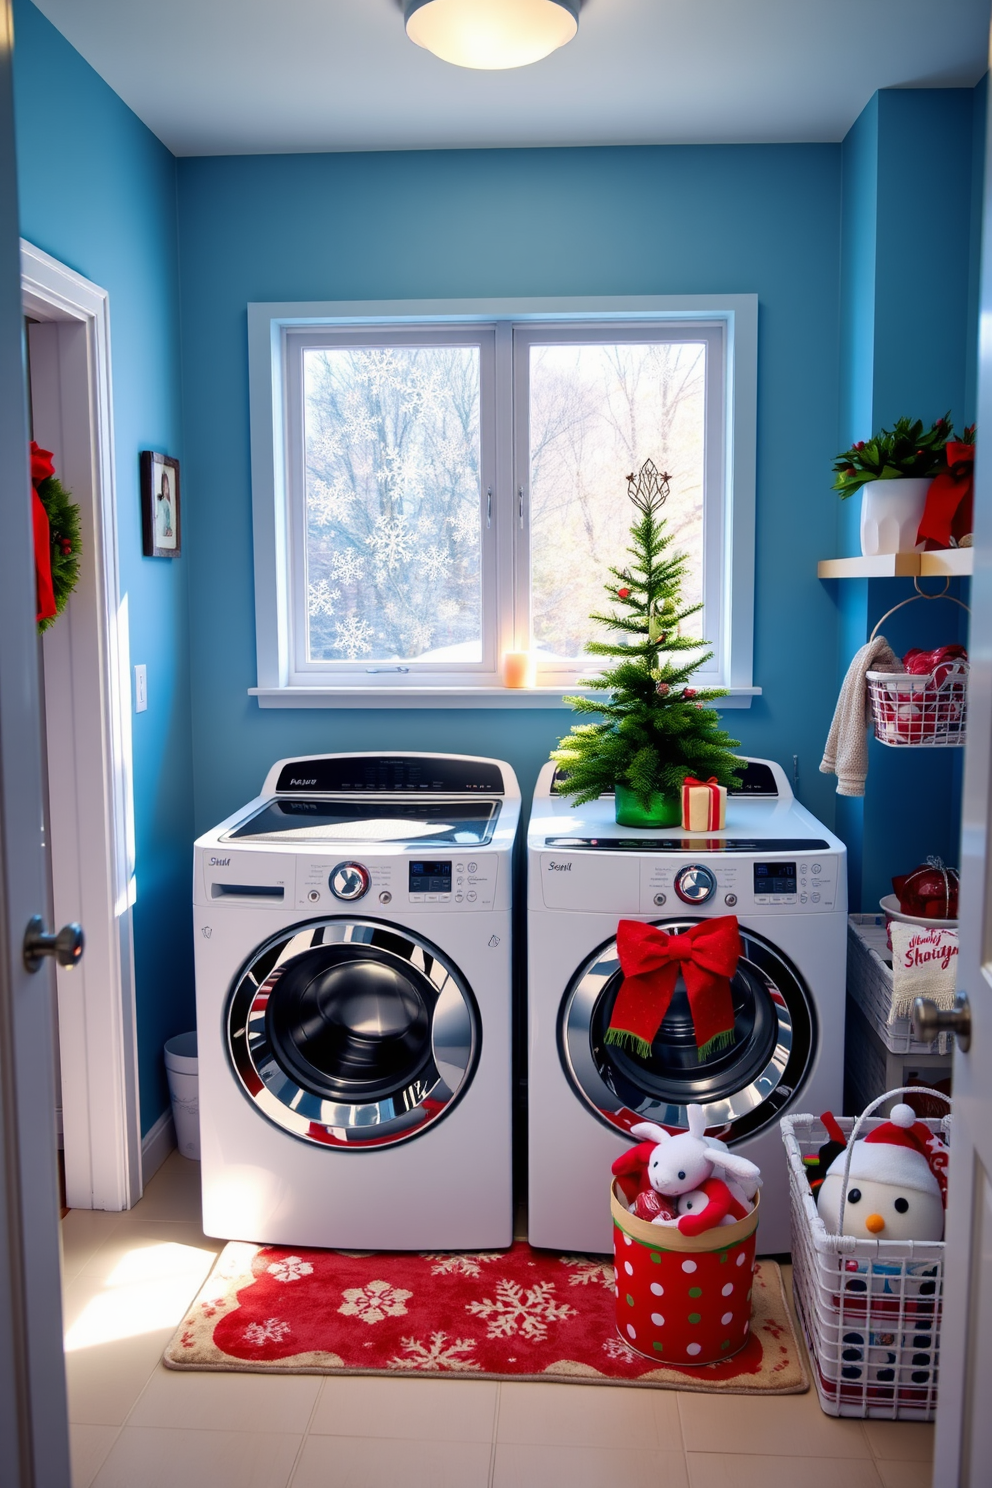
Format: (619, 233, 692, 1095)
(538, 849, 841, 913)
(638, 853, 838, 914)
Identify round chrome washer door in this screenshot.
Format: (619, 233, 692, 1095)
(228, 918, 479, 1148)
(559, 918, 816, 1141)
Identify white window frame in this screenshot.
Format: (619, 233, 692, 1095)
(248, 295, 759, 709)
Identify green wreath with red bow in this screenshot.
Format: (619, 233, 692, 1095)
(31, 442, 81, 633)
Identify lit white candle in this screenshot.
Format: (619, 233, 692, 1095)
(502, 650, 536, 688)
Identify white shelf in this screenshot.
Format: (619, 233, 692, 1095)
(817, 549, 972, 579)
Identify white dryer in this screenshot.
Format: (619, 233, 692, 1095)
(194, 752, 518, 1250)
(527, 758, 847, 1255)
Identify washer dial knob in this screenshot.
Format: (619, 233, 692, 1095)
(328, 861, 371, 901)
(674, 864, 717, 904)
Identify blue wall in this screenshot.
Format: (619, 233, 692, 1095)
(12, 0, 194, 1136)
(176, 144, 844, 840)
(10, 0, 987, 1137)
(832, 88, 981, 912)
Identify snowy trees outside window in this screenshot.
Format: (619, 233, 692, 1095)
(528, 341, 706, 663)
(303, 346, 482, 663)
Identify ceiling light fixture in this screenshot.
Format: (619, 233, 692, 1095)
(404, 0, 579, 71)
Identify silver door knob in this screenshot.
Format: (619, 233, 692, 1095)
(23, 916, 84, 973)
(912, 991, 971, 1053)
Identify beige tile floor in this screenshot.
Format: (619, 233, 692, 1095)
(62, 1151, 935, 1488)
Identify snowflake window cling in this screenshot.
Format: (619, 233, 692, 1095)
(330, 548, 366, 584)
(307, 578, 341, 619)
(421, 544, 452, 583)
(333, 614, 375, 660)
(366, 512, 416, 575)
(447, 505, 481, 547)
(306, 472, 356, 526)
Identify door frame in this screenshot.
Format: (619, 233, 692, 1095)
(22, 239, 142, 1211)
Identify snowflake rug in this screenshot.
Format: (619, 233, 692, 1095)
(164, 1242, 808, 1393)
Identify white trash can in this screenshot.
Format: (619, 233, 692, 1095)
(164, 1031, 199, 1160)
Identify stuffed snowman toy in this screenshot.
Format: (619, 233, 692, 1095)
(818, 1103, 947, 1242)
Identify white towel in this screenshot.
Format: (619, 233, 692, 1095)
(889, 922, 959, 1023)
(820, 635, 900, 796)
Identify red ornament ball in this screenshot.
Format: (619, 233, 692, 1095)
(683, 687, 697, 699)
(656, 682, 669, 696)
(618, 587, 630, 599)
(893, 861, 959, 920)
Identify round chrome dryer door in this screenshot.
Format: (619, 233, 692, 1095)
(559, 919, 816, 1142)
(228, 918, 479, 1148)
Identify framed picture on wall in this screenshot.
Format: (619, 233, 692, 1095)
(140, 451, 181, 558)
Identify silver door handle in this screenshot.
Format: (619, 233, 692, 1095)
(23, 916, 84, 973)
(912, 991, 971, 1052)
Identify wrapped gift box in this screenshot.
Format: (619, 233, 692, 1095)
(682, 776, 727, 831)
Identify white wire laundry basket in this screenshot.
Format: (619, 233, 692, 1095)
(867, 665, 968, 747)
(782, 1088, 950, 1420)
(866, 580, 969, 748)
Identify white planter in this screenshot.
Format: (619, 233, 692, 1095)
(859, 476, 932, 556)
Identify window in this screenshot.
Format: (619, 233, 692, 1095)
(248, 298, 757, 707)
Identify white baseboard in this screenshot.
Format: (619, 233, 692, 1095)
(141, 1107, 176, 1187)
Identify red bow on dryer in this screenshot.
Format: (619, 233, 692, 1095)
(605, 916, 741, 1061)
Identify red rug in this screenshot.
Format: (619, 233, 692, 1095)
(165, 1241, 807, 1393)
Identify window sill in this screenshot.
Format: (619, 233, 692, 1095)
(249, 686, 762, 710)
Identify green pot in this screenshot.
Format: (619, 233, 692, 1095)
(614, 783, 682, 829)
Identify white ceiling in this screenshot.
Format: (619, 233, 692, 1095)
(32, 0, 992, 157)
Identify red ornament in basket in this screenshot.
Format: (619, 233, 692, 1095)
(892, 858, 959, 921)
(871, 645, 968, 745)
(903, 644, 968, 687)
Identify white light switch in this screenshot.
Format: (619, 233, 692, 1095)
(134, 664, 147, 713)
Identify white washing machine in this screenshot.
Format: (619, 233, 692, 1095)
(194, 752, 518, 1250)
(527, 758, 847, 1255)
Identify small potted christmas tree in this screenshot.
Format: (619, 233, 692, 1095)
(552, 459, 742, 828)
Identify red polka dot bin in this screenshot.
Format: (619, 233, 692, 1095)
(611, 1182, 759, 1366)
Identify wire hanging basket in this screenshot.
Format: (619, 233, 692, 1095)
(866, 580, 969, 748)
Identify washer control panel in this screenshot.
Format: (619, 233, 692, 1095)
(293, 855, 499, 910)
(329, 861, 371, 901)
(674, 864, 717, 904)
(409, 857, 498, 908)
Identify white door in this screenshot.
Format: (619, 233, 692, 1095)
(0, 0, 72, 1480)
(932, 42, 992, 1486)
